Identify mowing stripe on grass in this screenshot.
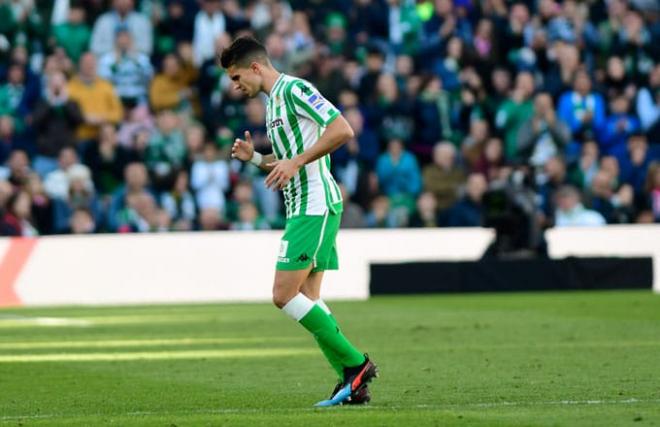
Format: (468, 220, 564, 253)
(0, 315, 92, 327)
(0, 313, 252, 328)
(2, 398, 660, 421)
(0, 336, 305, 349)
(0, 347, 316, 363)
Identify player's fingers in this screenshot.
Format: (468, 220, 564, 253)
(265, 170, 276, 188)
(244, 131, 252, 144)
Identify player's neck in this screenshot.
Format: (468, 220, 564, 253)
(262, 68, 282, 96)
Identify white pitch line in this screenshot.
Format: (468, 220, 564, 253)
(1, 398, 659, 421)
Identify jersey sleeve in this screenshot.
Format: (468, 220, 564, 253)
(287, 80, 340, 127)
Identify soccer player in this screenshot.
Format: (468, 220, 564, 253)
(220, 36, 377, 406)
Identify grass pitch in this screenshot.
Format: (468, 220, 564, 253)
(1, 290, 659, 426)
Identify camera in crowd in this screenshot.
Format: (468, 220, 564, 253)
(482, 166, 545, 259)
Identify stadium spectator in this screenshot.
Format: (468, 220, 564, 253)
(68, 208, 97, 234)
(600, 95, 640, 157)
(365, 195, 398, 228)
(145, 110, 186, 190)
(422, 142, 465, 212)
(446, 173, 488, 227)
(43, 147, 92, 201)
(154, 0, 195, 56)
(107, 162, 151, 231)
(495, 71, 535, 160)
(338, 184, 366, 229)
(160, 169, 196, 231)
(26, 174, 54, 235)
(83, 123, 135, 196)
(413, 76, 456, 160)
(31, 72, 84, 177)
(192, 0, 226, 66)
(0, 190, 38, 236)
(98, 27, 154, 110)
(517, 92, 570, 167)
(617, 134, 660, 197)
(568, 140, 600, 191)
(409, 192, 441, 228)
(230, 202, 270, 231)
(461, 119, 491, 169)
(1, 150, 31, 188)
(150, 53, 196, 113)
(332, 107, 379, 195)
(51, 166, 102, 234)
(554, 185, 606, 227)
(68, 53, 123, 143)
(473, 137, 506, 183)
(557, 69, 606, 145)
(636, 64, 660, 142)
(191, 143, 229, 215)
(0, 63, 39, 133)
(0, 115, 27, 163)
(589, 170, 634, 224)
(90, 0, 153, 57)
(538, 156, 569, 220)
(645, 163, 660, 222)
(198, 206, 227, 231)
(376, 138, 421, 197)
(52, 3, 91, 64)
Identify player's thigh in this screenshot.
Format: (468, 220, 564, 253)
(300, 271, 324, 301)
(276, 215, 324, 271)
(272, 266, 313, 308)
(311, 212, 341, 273)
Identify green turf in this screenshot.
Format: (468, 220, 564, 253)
(1, 290, 659, 426)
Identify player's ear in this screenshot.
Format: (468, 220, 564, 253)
(250, 62, 261, 75)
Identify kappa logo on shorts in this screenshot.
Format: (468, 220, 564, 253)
(296, 253, 310, 262)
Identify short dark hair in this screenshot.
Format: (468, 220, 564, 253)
(219, 36, 268, 69)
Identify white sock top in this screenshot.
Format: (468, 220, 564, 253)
(315, 299, 332, 315)
(281, 293, 315, 321)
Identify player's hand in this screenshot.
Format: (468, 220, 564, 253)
(231, 131, 255, 162)
(264, 158, 303, 190)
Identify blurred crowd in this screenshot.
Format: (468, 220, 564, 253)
(0, 0, 658, 236)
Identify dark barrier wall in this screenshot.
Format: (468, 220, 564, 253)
(370, 257, 653, 294)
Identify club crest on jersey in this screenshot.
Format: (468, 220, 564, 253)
(269, 118, 284, 129)
(307, 93, 326, 111)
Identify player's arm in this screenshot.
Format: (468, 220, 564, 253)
(293, 115, 354, 165)
(232, 131, 276, 172)
(265, 84, 354, 190)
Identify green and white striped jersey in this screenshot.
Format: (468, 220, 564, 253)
(266, 73, 343, 218)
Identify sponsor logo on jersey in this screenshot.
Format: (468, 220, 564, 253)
(269, 118, 284, 129)
(307, 93, 326, 111)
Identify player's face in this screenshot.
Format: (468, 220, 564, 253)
(227, 65, 262, 98)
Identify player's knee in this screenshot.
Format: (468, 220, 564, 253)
(272, 291, 290, 309)
(272, 284, 293, 308)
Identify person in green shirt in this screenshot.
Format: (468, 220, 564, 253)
(495, 71, 535, 160)
(52, 4, 91, 64)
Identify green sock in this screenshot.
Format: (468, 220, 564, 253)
(282, 294, 365, 369)
(313, 300, 343, 380)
